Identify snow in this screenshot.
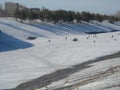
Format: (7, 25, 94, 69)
(97, 20, 120, 31)
(0, 18, 120, 89)
(0, 33, 33, 52)
(42, 58, 120, 90)
(0, 18, 58, 39)
(114, 22, 120, 28)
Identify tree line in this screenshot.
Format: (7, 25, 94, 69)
(14, 7, 120, 23)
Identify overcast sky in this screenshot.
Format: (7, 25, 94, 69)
(0, 0, 120, 15)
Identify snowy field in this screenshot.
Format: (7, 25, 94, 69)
(40, 58, 120, 90)
(0, 18, 120, 90)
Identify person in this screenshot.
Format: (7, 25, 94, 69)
(111, 35, 114, 38)
(65, 36, 67, 40)
(0, 30, 1, 33)
(88, 34, 90, 38)
(86, 37, 89, 39)
(114, 38, 117, 41)
(48, 40, 51, 42)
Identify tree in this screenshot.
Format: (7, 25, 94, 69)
(14, 7, 119, 23)
(75, 12, 82, 23)
(14, 10, 19, 21)
(28, 11, 34, 23)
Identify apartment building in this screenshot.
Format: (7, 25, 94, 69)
(0, 4, 3, 16)
(5, 2, 27, 17)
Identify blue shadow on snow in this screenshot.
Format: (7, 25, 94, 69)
(0, 33, 33, 52)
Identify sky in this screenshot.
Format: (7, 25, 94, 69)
(0, 0, 120, 15)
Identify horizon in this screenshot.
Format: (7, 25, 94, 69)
(0, 0, 120, 15)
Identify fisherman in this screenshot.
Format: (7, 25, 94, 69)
(48, 40, 51, 42)
(111, 35, 114, 38)
(65, 36, 67, 40)
(114, 38, 117, 41)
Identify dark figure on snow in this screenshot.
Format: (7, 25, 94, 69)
(88, 35, 90, 38)
(93, 40, 96, 43)
(95, 34, 97, 38)
(111, 35, 114, 38)
(48, 40, 51, 42)
(86, 37, 89, 39)
(114, 38, 117, 41)
(65, 36, 67, 40)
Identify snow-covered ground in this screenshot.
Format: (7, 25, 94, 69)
(40, 58, 120, 90)
(0, 18, 120, 90)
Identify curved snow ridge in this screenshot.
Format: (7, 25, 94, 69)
(88, 23, 111, 32)
(114, 22, 120, 26)
(97, 21, 120, 31)
(1, 18, 120, 40)
(0, 20, 58, 39)
(30, 23, 70, 36)
(0, 19, 82, 39)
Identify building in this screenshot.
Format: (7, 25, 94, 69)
(0, 4, 3, 16)
(30, 8, 40, 13)
(115, 11, 120, 18)
(5, 2, 18, 17)
(5, 2, 27, 17)
(0, 3, 2, 9)
(18, 4, 28, 11)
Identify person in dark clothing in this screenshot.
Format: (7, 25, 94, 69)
(65, 36, 67, 40)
